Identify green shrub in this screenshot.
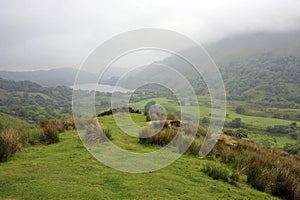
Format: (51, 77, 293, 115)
(202, 163, 238, 184)
(84, 124, 111, 146)
(176, 133, 193, 154)
(28, 128, 43, 145)
(228, 118, 247, 128)
(139, 127, 177, 146)
(186, 140, 201, 155)
(177, 133, 201, 155)
(40, 124, 60, 145)
(98, 107, 142, 117)
(210, 140, 300, 199)
(63, 117, 76, 130)
(39, 117, 75, 145)
(284, 143, 300, 155)
(0, 122, 3, 131)
(0, 129, 22, 162)
(235, 105, 246, 114)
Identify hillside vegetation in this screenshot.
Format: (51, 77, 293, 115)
(0, 77, 72, 123)
(0, 127, 277, 200)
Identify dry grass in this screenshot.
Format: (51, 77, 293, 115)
(210, 138, 300, 199)
(0, 129, 23, 162)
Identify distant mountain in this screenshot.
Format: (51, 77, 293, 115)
(0, 67, 97, 87)
(118, 30, 300, 108)
(206, 29, 300, 64)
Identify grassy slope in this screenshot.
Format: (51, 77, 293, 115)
(0, 112, 34, 129)
(130, 97, 296, 129)
(0, 114, 277, 200)
(130, 97, 298, 148)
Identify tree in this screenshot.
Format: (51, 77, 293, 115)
(202, 117, 209, 124)
(229, 118, 245, 128)
(284, 143, 300, 155)
(235, 106, 246, 114)
(235, 128, 248, 139)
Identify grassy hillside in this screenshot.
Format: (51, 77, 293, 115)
(0, 122, 277, 199)
(118, 31, 300, 111)
(129, 97, 298, 149)
(0, 77, 73, 123)
(130, 97, 296, 129)
(0, 112, 34, 129)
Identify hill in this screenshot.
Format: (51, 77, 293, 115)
(0, 77, 73, 123)
(0, 128, 277, 199)
(0, 67, 97, 87)
(118, 30, 300, 108)
(0, 112, 33, 129)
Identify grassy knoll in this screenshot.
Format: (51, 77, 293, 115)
(0, 112, 34, 129)
(0, 114, 277, 199)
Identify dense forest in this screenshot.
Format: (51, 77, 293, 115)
(222, 54, 300, 108)
(0, 78, 72, 123)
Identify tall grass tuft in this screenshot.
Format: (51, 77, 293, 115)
(40, 123, 60, 144)
(0, 129, 22, 162)
(210, 139, 300, 199)
(139, 128, 177, 146)
(202, 162, 239, 185)
(84, 123, 112, 146)
(39, 117, 75, 145)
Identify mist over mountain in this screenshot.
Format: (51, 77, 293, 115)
(116, 30, 300, 107)
(0, 67, 97, 87)
(1, 30, 300, 102)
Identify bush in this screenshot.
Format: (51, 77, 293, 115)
(202, 117, 209, 124)
(178, 123, 207, 137)
(98, 107, 142, 117)
(40, 119, 64, 133)
(144, 100, 156, 114)
(84, 124, 112, 146)
(210, 140, 300, 199)
(0, 122, 3, 131)
(224, 128, 248, 139)
(0, 129, 22, 162)
(40, 124, 60, 145)
(39, 117, 75, 145)
(28, 128, 43, 145)
(177, 133, 201, 155)
(139, 128, 177, 146)
(63, 117, 76, 130)
(284, 143, 300, 155)
(228, 118, 247, 128)
(176, 133, 193, 154)
(235, 106, 246, 114)
(202, 163, 238, 184)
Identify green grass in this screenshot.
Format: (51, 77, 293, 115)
(246, 132, 297, 149)
(129, 97, 299, 150)
(0, 115, 278, 199)
(130, 97, 296, 129)
(0, 112, 34, 129)
(98, 113, 160, 152)
(224, 110, 294, 129)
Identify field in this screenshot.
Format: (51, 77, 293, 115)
(0, 114, 278, 200)
(130, 97, 296, 128)
(129, 97, 299, 149)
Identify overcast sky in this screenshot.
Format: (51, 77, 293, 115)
(1, 0, 300, 71)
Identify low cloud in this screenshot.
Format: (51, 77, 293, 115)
(0, 0, 300, 71)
